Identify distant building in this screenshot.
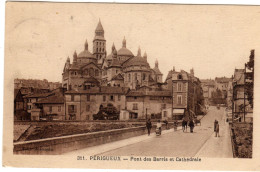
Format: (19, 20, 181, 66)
(62, 20, 163, 91)
(215, 77, 232, 98)
(201, 79, 215, 105)
(64, 86, 129, 120)
(14, 78, 61, 90)
(232, 69, 253, 122)
(126, 90, 172, 119)
(170, 68, 204, 120)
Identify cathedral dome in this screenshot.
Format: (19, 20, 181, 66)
(78, 39, 95, 59)
(117, 37, 134, 57)
(117, 47, 134, 57)
(78, 50, 95, 59)
(124, 55, 149, 68)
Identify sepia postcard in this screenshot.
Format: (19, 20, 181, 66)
(2, 1, 260, 171)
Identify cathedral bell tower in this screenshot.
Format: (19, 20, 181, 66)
(93, 19, 106, 62)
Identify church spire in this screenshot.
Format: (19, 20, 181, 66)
(84, 39, 88, 50)
(95, 19, 104, 37)
(155, 59, 158, 68)
(143, 51, 147, 61)
(137, 46, 141, 56)
(73, 50, 77, 63)
(122, 36, 126, 48)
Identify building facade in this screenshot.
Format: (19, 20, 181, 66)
(62, 20, 163, 91)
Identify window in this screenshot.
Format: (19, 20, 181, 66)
(96, 42, 98, 46)
(163, 111, 167, 117)
(27, 105, 31, 110)
(161, 104, 166, 109)
(86, 105, 90, 111)
(103, 95, 106, 102)
(95, 69, 99, 76)
(143, 73, 146, 80)
(133, 103, 138, 110)
(117, 105, 121, 111)
(58, 106, 61, 112)
(28, 99, 31, 103)
(68, 105, 76, 113)
(128, 74, 131, 82)
(71, 95, 74, 101)
(89, 68, 94, 76)
(86, 95, 90, 101)
(110, 95, 114, 101)
(85, 69, 89, 75)
(177, 95, 182, 105)
(118, 95, 121, 101)
(177, 82, 182, 92)
(178, 74, 183, 80)
(135, 73, 137, 80)
(49, 106, 52, 112)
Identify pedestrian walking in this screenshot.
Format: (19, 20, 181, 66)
(163, 119, 169, 130)
(215, 121, 220, 137)
(188, 120, 195, 133)
(146, 119, 152, 136)
(214, 119, 218, 132)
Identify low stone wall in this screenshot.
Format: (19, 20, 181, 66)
(14, 126, 148, 155)
(14, 124, 172, 155)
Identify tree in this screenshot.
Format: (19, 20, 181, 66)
(245, 49, 254, 108)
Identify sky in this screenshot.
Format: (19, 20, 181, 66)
(5, 2, 260, 82)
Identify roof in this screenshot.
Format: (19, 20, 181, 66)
(110, 58, 121, 68)
(83, 76, 100, 84)
(117, 47, 134, 57)
(215, 77, 232, 83)
(234, 69, 245, 85)
(152, 67, 162, 75)
(36, 94, 64, 104)
(78, 50, 94, 59)
(111, 73, 124, 81)
(123, 55, 150, 68)
(172, 70, 189, 80)
(65, 86, 129, 95)
(127, 90, 171, 97)
(14, 89, 20, 99)
(166, 70, 173, 81)
(24, 92, 54, 98)
(95, 20, 104, 31)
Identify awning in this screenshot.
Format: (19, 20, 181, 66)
(173, 109, 184, 114)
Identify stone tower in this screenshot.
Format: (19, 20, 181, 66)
(93, 19, 106, 61)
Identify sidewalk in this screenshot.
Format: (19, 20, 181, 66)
(195, 111, 233, 158)
(63, 127, 181, 155)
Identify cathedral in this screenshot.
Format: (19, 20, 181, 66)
(62, 20, 163, 90)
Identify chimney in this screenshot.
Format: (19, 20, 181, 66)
(172, 66, 175, 72)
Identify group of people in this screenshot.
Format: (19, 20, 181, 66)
(182, 118, 195, 133)
(145, 118, 197, 136)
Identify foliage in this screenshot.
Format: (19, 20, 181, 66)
(93, 103, 119, 120)
(245, 50, 254, 108)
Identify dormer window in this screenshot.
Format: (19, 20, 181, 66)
(178, 74, 183, 80)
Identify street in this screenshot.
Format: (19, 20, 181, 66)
(64, 106, 233, 158)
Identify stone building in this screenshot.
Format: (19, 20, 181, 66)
(170, 68, 204, 120)
(125, 90, 172, 119)
(64, 86, 129, 120)
(62, 20, 163, 91)
(232, 69, 253, 122)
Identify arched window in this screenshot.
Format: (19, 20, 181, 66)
(143, 73, 146, 80)
(128, 74, 131, 82)
(85, 69, 89, 75)
(89, 68, 94, 76)
(96, 42, 98, 46)
(95, 69, 99, 76)
(178, 74, 183, 80)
